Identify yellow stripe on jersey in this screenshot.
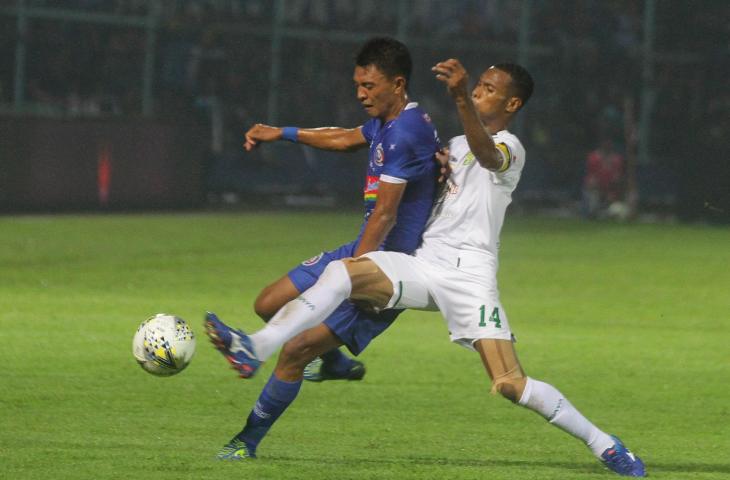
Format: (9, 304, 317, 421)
(495, 142, 512, 172)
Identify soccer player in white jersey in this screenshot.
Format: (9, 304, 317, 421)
(207, 58, 646, 477)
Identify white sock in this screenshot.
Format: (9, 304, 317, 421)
(248, 261, 352, 361)
(518, 377, 615, 458)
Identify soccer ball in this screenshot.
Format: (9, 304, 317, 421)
(132, 314, 196, 376)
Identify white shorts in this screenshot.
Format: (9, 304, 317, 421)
(363, 250, 513, 350)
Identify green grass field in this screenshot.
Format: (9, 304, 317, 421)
(1, 212, 729, 479)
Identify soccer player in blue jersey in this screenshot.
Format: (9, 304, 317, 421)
(205, 37, 441, 459)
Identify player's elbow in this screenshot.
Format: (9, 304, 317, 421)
(474, 150, 502, 170)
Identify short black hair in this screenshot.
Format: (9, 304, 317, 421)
(493, 62, 534, 108)
(356, 37, 412, 87)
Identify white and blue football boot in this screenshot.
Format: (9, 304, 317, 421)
(601, 435, 646, 477)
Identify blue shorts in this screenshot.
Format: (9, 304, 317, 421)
(288, 240, 403, 356)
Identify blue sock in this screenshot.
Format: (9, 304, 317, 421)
(320, 348, 353, 375)
(236, 374, 302, 450)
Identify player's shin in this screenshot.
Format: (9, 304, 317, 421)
(518, 377, 614, 458)
(235, 373, 302, 453)
(248, 261, 352, 361)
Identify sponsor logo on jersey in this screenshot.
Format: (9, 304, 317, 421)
(363, 175, 379, 202)
(375, 143, 385, 166)
(301, 253, 323, 266)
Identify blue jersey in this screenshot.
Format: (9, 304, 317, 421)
(359, 102, 441, 254)
(286, 103, 440, 356)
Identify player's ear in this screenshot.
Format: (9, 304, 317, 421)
(506, 96, 522, 114)
(393, 76, 407, 94)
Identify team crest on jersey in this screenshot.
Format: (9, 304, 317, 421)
(301, 253, 323, 266)
(422, 113, 432, 123)
(375, 143, 385, 166)
(463, 152, 476, 166)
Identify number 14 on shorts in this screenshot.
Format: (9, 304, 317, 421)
(478, 305, 501, 328)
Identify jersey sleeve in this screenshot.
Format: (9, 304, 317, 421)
(490, 133, 525, 190)
(360, 118, 378, 144)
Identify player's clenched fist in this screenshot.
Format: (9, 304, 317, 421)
(244, 123, 282, 151)
(432, 59, 469, 101)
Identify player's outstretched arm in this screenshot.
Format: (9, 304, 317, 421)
(244, 123, 368, 152)
(353, 180, 406, 257)
(432, 59, 502, 171)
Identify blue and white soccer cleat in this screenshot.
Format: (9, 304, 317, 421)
(601, 435, 646, 477)
(216, 438, 256, 460)
(204, 312, 261, 378)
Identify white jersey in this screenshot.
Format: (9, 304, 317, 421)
(254, 130, 530, 358)
(365, 129, 526, 347)
(416, 130, 525, 267)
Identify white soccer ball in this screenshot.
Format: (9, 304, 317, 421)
(132, 314, 196, 376)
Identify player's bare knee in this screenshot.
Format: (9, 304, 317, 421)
(253, 303, 272, 322)
(475, 339, 527, 403)
(493, 376, 527, 403)
(493, 380, 519, 403)
(253, 292, 276, 321)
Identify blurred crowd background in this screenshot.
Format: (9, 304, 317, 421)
(1, 0, 728, 222)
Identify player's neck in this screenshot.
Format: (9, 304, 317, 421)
(382, 95, 409, 122)
(483, 115, 510, 135)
